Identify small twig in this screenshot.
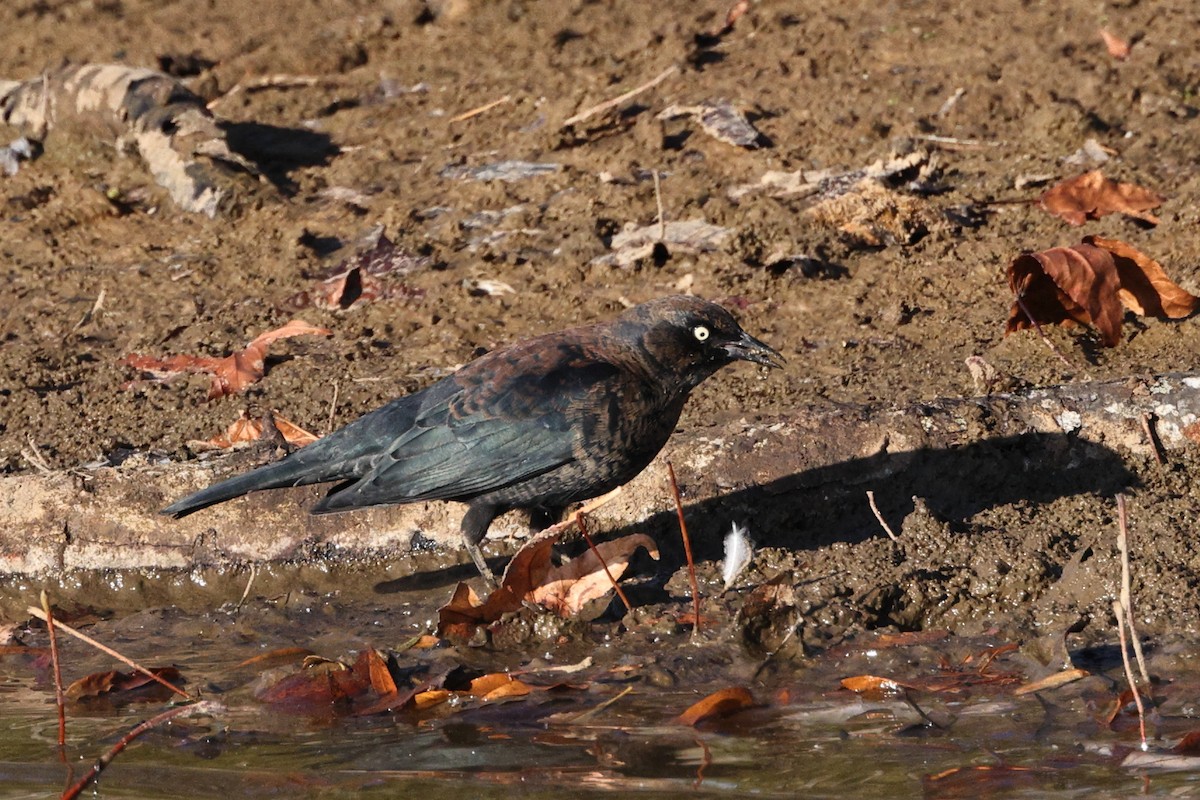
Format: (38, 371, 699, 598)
(60, 701, 220, 800)
(935, 87, 966, 119)
(1140, 414, 1166, 465)
(665, 462, 701, 637)
(574, 512, 633, 613)
(693, 736, 713, 789)
(326, 379, 341, 435)
(566, 685, 633, 723)
(25, 607, 191, 700)
(866, 490, 899, 541)
(1113, 599, 1148, 750)
(449, 94, 511, 123)
(21, 437, 56, 474)
(235, 563, 258, 611)
(562, 65, 678, 127)
(41, 591, 67, 749)
(653, 169, 666, 241)
(70, 288, 106, 334)
(1116, 495, 1150, 685)
(914, 133, 1003, 149)
(1013, 293, 1074, 368)
(207, 74, 323, 109)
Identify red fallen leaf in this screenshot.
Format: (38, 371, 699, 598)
(677, 687, 755, 726)
(254, 649, 374, 708)
(1006, 237, 1199, 347)
(1099, 28, 1131, 60)
(66, 667, 182, 701)
(1172, 731, 1200, 756)
(121, 319, 331, 400)
(202, 410, 319, 449)
(1038, 170, 1164, 226)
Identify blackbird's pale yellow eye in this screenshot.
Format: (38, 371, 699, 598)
(693, 325, 710, 342)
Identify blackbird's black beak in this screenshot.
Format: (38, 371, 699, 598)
(724, 330, 785, 369)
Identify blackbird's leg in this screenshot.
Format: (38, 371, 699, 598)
(461, 501, 499, 588)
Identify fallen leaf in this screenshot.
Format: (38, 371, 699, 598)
(871, 630, 951, 649)
(592, 219, 733, 267)
(840, 674, 913, 695)
(1038, 170, 1163, 226)
(365, 648, 397, 696)
(1006, 237, 1199, 346)
(287, 232, 429, 310)
(658, 99, 762, 148)
(466, 673, 533, 701)
(237, 646, 315, 669)
(1099, 28, 1131, 60)
(66, 667, 183, 701)
(201, 410, 319, 449)
(255, 649, 372, 708)
(677, 687, 755, 726)
(1013, 667, 1090, 695)
(121, 320, 330, 400)
(924, 765, 1039, 797)
(532, 534, 659, 617)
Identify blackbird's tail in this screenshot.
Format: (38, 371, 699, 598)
(161, 454, 339, 518)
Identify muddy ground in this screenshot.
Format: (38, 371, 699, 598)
(3, 0, 1200, 652)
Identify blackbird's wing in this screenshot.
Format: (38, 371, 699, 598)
(312, 349, 624, 513)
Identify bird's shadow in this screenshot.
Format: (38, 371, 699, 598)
(631, 431, 1135, 569)
(376, 431, 1135, 593)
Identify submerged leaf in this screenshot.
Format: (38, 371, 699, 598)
(677, 687, 755, 725)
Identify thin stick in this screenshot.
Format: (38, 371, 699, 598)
(866, 491, 899, 541)
(914, 133, 1002, 149)
(574, 512, 633, 612)
(1113, 599, 1148, 750)
(449, 94, 511, 123)
(665, 462, 701, 636)
(653, 169, 666, 241)
(1140, 414, 1165, 465)
(41, 591, 67, 749)
(1116, 495, 1150, 684)
(60, 701, 220, 800)
(25, 607, 191, 700)
(326, 379, 341, 434)
(566, 685, 633, 723)
(235, 563, 258, 611)
(562, 65, 678, 127)
(1013, 294, 1074, 368)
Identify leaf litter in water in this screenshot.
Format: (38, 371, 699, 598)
(1038, 170, 1163, 226)
(437, 529, 658, 639)
(1006, 236, 1200, 347)
(121, 319, 330, 399)
(677, 687, 755, 726)
(66, 667, 183, 701)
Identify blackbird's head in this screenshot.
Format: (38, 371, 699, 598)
(623, 295, 784, 388)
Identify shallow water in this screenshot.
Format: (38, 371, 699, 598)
(3, 594, 1200, 800)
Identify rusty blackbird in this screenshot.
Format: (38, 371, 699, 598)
(162, 295, 782, 582)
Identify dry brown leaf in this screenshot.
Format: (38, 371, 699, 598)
(1006, 237, 1199, 347)
(121, 319, 330, 400)
(1038, 170, 1163, 226)
(466, 673, 533, 700)
(677, 686, 755, 726)
(65, 667, 183, 701)
(204, 410, 319, 449)
(532, 534, 659, 617)
(1099, 28, 1131, 60)
(1088, 235, 1200, 318)
(872, 630, 951, 649)
(365, 648, 397, 696)
(438, 527, 652, 636)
